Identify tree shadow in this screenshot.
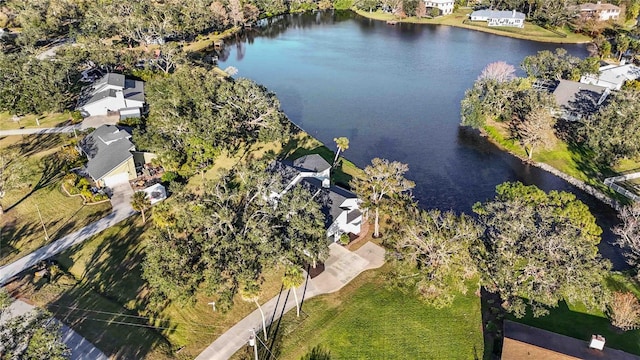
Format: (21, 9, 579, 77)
(5, 153, 66, 213)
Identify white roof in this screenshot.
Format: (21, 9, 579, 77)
(470, 9, 526, 20)
(598, 64, 640, 85)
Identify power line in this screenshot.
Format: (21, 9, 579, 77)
(45, 304, 226, 328)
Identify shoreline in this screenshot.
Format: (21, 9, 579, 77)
(353, 9, 593, 45)
(472, 128, 624, 211)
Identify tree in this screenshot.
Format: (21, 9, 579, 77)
(228, 0, 245, 26)
(332, 137, 349, 167)
(0, 290, 70, 359)
(415, 0, 427, 17)
(521, 49, 594, 81)
(131, 191, 151, 224)
(351, 158, 415, 238)
(478, 61, 516, 83)
(473, 182, 610, 318)
(390, 208, 481, 308)
(616, 34, 631, 62)
(282, 266, 305, 317)
(240, 281, 268, 340)
(614, 203, 640, 270)
(609, 292, 640, 331)
(581, 90, 640, 166)
(514, 105, 556, 159)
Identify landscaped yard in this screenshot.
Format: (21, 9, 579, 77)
(254, 265, 483, 360)
(0, 134, 111, 266)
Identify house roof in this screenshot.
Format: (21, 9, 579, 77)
(578, 2, 621, 11)
(552, 80, 609, 115)
(78, 73, 145, 109)
(293, 154, 331, 173)
(471, 9, 526, 20)
(79, 125, 135, 181)
(123, 79, 145, 102)
(301, 177, 358, 228)
(503, 321, 640, 360)
(597, 64, 640, 86)
(94, 73, 125, 89)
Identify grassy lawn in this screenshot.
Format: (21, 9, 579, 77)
(1, 134, 111, 266)
(256, 265, 483, 360)
(353, 9, 591, 44)
(0, 112, 72, 131)
(183, 27, 241, 53)
(510, 273, 640, 356)
(481, 121, 640, 203)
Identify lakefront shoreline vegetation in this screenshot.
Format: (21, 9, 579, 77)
(2, 0, 640, 359)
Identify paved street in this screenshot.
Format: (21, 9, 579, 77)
(195, 242, 385, 360)
(1, 298, 108, 360)
(0, 184, 135, 285)
(0, 125, 80, 136)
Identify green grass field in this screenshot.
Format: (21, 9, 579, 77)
(0, 112, 72, 130)
(0, 134, 111, 266)
(268, 266, 484, 360)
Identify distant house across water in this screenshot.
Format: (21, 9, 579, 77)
(469, 9, 526, 28)
(573, 1, 622, 22)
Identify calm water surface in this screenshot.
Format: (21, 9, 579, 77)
(217, 11, 625, 268)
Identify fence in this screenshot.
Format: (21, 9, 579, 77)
(604, 172, 640, 202)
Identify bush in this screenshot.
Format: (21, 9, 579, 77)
(70, 111, 83, 124)
(333, 0, 353, 10)
(339, 233, 350, 245)
(161, 171, 179, 183)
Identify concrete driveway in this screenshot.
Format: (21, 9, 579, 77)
(196, 242, 385, 360)
(80, 115, 119, 130)
(1, 299, 108, 360)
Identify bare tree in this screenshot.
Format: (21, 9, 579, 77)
(416, 0, 427, 18)
(210, 1, 229, 27)
(228, 0, 244, 26)
(515, 107, 556, 159)
(477, 61, 516, 83)
(614, 203, 640, 269)
(609, 292, 640, 331)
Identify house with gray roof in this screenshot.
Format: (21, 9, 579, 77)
(78, 125, 148, 188)
(552, 80, 610, 122)
(470, 9, 526, 28)
(77, 73, 145, 120)
(269, 155, 363, 242)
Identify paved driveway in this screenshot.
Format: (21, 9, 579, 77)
(0, 125, 80, 136)
(0, 183, 135, 285)
(80, 115, 119, 130)
(196, 242, 385, 360)
(1, 299, 108, 360)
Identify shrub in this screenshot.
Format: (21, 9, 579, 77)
(70, 111, 83, 123)
(339, 233, 350, 245)
(161, 171, 179, 183)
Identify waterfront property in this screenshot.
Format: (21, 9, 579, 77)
(580, 63, 640, 90)
(270, 154, 363, 241)
(424, 0, 454, 15)
(573, 2, 622, 22)
(469, 9, 526, 28)
(551, 80, 610, 122)
(76, 73, 145, 119)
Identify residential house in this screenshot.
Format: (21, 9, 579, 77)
(552, 80, 610, 121)
(78, 125, 156, 188)
(469, 9, 526, 28)
(424, 0, 454, 15)
(270, 154, 363, 242)
(77, 73, 145, 120)
(574, 1, 622, 22)
(502, 320, 640, 360)
(580, 63, 640, 90)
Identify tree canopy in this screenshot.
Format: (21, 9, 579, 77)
(142, 163, 327, 310)
(473, 182, 609, 318)
(137, 67, 290, 177)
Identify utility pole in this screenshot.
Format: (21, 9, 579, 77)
(249, 329, 258, 360)
(36, 204, 49, 241)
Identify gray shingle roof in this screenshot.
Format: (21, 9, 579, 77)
(79, 125, 135, 181)
(123, 79, 145, 102)
(293, 154, 331, 172)
(552, 80, 609, 115)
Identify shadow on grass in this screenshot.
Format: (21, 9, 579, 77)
(0, 220, 44, 264)
(5, 154, 66, 213)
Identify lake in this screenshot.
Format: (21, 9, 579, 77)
(216, 11, 625, 268)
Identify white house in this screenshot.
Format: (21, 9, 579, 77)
(580, 64, 640, 90)
(424, 0, 454, 15)
(470, 9, 526, 28)
(270, 154, 363, 242)
(77, 73, 145, 119)
(575, 2, 621, 21)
